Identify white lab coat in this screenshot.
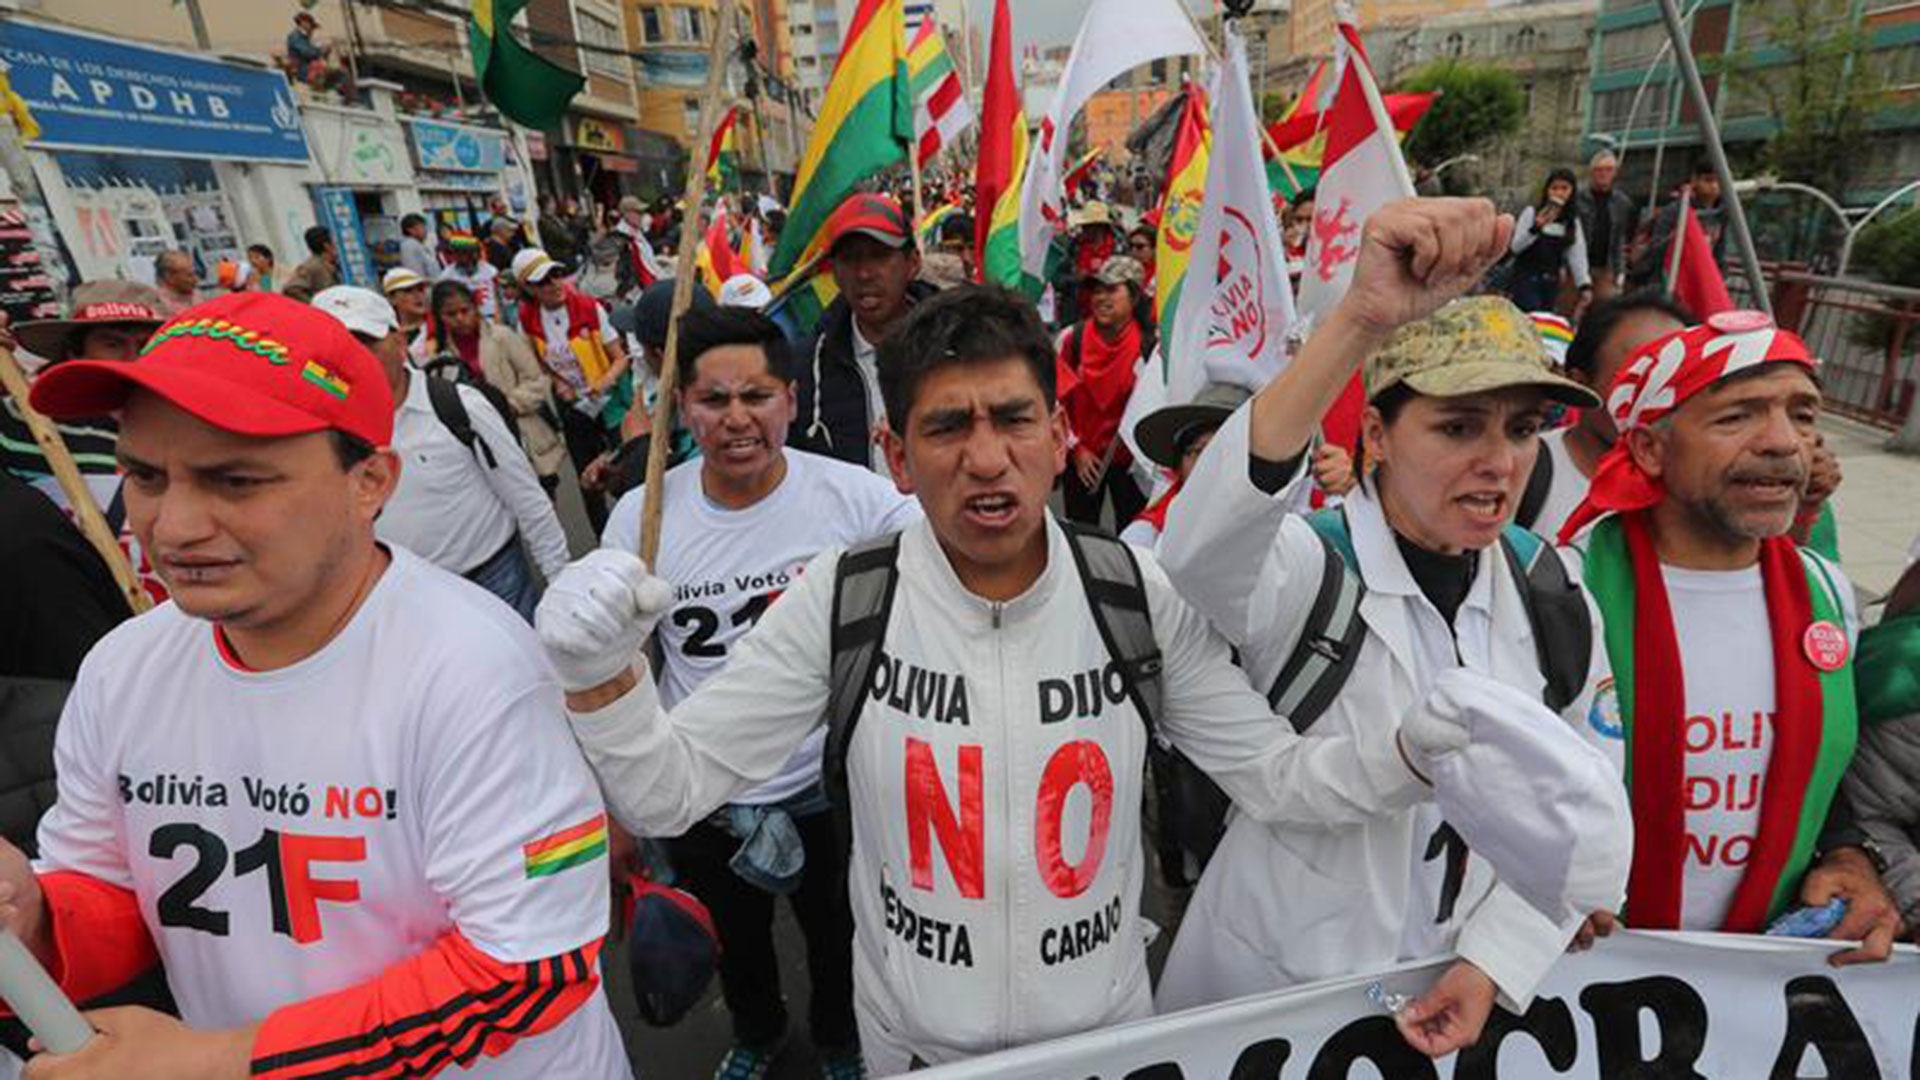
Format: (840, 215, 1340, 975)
(1154, 404, 1624, 1013)
(564, 515, 1426, 1070)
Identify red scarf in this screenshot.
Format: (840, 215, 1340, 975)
(1619, 513, 1825, 931)
(450, 328, 483, 380)
(1061, 320, 1141, 461)
(1133, 477, 1182, 535)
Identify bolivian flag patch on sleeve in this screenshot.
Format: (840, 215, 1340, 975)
(523, 813, 608, 878)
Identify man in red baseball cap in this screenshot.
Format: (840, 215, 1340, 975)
(3, 292, 630, 1078)
(793, 192, 931, 472)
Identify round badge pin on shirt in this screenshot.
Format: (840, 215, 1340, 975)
(1802, 620, 1849, 672)
(1707, 310, 1773, 334)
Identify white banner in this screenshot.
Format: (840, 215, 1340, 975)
(917, 931, 1920, 1078)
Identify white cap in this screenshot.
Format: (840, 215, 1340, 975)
(718, 274, 773, 310)
(382, 266, 428, 293)
(511, 248, 563, 284)
(312, 285, 400, 339)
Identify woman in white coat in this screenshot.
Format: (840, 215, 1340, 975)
(1155, 204, 1630, 1054)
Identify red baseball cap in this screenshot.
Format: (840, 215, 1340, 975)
(30, 292, 394, 447)
(826, 193, 912, 253)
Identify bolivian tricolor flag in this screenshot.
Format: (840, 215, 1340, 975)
(469, 0, 585, 131)
(974, 0, 1028, 288)
(766, 0, 912, 283)
(706, 106, 740, 190)
(524, 813, 609, 879)
(1155, 85, 1209, 343)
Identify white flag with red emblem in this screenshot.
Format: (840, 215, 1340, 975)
(1162, 29, 1296, 405)
(1294, 5, 1417, 448)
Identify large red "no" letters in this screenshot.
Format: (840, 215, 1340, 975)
(904, 737, 1117, 902)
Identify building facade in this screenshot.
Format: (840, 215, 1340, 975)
(1365, 0, 1599, 208)
(1583, 0, 1920, 208)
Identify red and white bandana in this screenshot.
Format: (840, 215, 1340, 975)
(1557, 311, 1816, 543)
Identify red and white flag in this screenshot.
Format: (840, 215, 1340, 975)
(1665, 189, 1735, 318)
(1294, 4, 1417, 453)
(908, 18, 974, 170)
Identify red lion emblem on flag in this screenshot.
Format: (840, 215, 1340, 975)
(1311, 198, 1362, 283)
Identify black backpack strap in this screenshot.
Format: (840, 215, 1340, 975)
(1267, 517, 1367, 734)
(822, 533, 905, 820)
(426, 375, 497, 469)
(1061, 522, 1163, 737)
(1499, 526, 1592, 714)
(1515, 444, 1555, 530)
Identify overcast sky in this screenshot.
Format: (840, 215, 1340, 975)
(958, 0, 1216, 56)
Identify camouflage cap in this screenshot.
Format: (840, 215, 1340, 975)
(1362, 295, 1599, 409)
(1091, 255, 1145, 287)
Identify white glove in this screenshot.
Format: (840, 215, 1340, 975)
(1395, 667, 1484, 776)
(536, 549, 675, 693)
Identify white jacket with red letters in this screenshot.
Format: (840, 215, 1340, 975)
(564, 514, 1432, 1067)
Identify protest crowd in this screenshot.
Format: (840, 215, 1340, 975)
(1, 0, 1918, 1078)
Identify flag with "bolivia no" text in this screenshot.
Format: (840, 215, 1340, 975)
(469, 0, 585, 131)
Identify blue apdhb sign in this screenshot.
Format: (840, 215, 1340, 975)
(0, 20, 310, 163)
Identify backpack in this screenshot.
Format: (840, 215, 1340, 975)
(420, 362, 520, 470)
(1160, 508, 1595, 880)
(820, 523, 1164, 849)
(1515, 445, 1555, 532)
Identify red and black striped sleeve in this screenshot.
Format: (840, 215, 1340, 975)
(249, 929, 603, 1079)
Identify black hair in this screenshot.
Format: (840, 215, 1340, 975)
(247, 243, 274, 264)
(1293, 187, 1317, 204)
(674, 305, 794, 384)
(1369, 381, 1418, 424)
(876, 284, 1055, 435)
(304, 226, 333, 255)
(1692, 159, 1717, 177)
(329, 431, 376, 470)
(400, 212, 426, 232)
(1564, 290, 1695, 377)
(1541, 167, 1578, 205)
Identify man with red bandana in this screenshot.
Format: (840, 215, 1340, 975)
(1560, 311, 1904, 959)
(0, 293, 628, 1078)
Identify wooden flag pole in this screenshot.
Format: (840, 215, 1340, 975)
(0, 347, 150, 614)
(637, 0, 738, 565)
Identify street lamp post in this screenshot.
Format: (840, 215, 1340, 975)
(1839, 179, 1920, 276)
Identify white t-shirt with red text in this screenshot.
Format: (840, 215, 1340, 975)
(1668, 564, 1774, 929)
(1667, 557, 1855, 930)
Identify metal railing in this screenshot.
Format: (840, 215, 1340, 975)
(1725, 264, 1920, 430)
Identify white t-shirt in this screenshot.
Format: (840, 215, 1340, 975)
(377, 368, 571, 579)
(1530, 429, 1591, 542)
(35, 547, 628, 1077)
(602, 449, 920, 803)
(1668, 563, 1775, 930)
(850, 320, 887, 471)
(540, 300, 618, 393)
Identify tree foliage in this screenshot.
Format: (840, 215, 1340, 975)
(1392, 60, 1525, 171)
(1711, 0, 1886, 194)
